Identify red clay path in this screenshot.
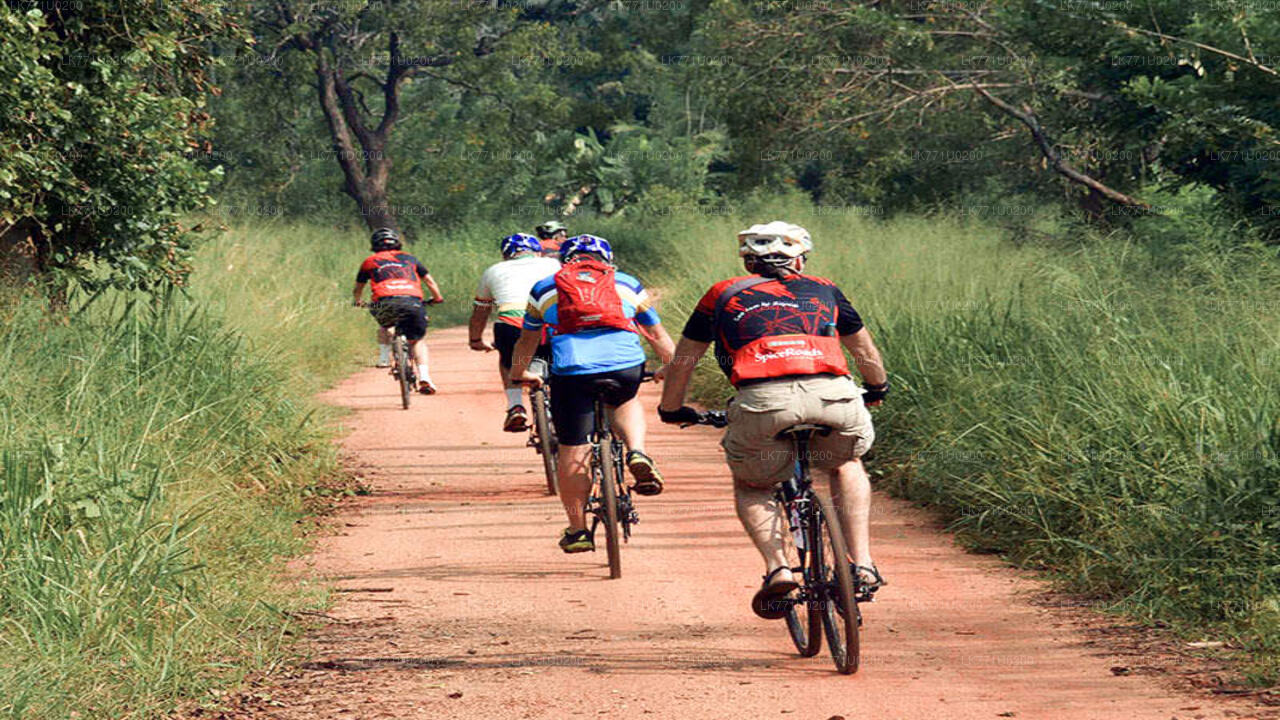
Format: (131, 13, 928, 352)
(246, 327, 1259, 720)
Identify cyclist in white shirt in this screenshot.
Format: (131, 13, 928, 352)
(469, 233, 563, 432)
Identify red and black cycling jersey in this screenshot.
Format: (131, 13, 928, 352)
(356, 251, 429, 301)
(682, 274, 864, 387)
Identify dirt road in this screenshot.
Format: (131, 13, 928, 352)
(254, 327, 1248, 720)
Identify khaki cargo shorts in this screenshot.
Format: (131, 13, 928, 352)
(722, 374, 875, 489)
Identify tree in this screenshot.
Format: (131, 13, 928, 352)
(243, 0, 571, 232)
(695, 0, 1280, 230)
(0, 1, 236, 294)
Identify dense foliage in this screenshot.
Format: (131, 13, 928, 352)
(0, 1, 236, 292)
(204, 0, 1280, 243)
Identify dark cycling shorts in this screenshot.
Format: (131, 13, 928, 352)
(370, 296, 428, 341)
(493, 323, 550, 370)
(550, 363, 645, 446)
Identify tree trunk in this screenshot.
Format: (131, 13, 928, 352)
(0, 219, 41, 289)
(313, 51, 401, 234)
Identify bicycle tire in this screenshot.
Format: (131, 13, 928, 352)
(611, 437, 635, 541)
(597, 431, 622, 579)
(812, 489, 860, 674)
(395, 337, 411, 410)
(531, 389, 558, 495)
(782, 532, 820, 656)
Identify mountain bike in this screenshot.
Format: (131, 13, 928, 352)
(388, 327, 417, 410)
(526, 357, 558, 495)
(684, 415, 861, 674)
(585, 373, 655, 579)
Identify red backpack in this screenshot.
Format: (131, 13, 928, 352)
(554, 258, 635, 334)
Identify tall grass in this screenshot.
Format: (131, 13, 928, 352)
(0, 222, 393, 718)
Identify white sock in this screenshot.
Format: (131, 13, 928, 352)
(505, 387, 524, 408)
(417, 364, 431, 383)
(378, 344, 391, 363)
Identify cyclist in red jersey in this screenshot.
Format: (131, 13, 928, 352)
(658, 221, 889, 618)
(535, 220, 568, 257)
(352, 228, 445, 394)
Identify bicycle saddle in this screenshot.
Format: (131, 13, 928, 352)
(586, 378, 625, 397)
(775, 424, 834, 441)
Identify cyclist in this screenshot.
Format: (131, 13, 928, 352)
(656, 221, 889, 618)
(509, 234, 676, 554)
(352, 228, 445, 394)
(469, 233, 562, 432)
(534, 220, 568, 257)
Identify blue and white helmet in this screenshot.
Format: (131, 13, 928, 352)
(500, 233, 543, 258)
(559, 234, 614, 263)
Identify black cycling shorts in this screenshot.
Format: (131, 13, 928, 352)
(550, 363, 645, 446)
(370, 296, 428, 341)
(493, 323, 551, 370)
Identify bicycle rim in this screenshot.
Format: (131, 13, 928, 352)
(782, 523, 817, 656)
(814, 489, 860, 674)
(395, 339, 411, 409)
(597, 437, 622, 579)
(531, 391, 558, 495)
(778, 499, 819, 655)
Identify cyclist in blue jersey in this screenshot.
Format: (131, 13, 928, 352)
(509, 235, 676, 554)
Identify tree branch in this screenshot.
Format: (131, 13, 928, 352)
(313, 52, 366, 200)
(1112, 21, 1278, 76)
(964, 80, 1151, 209)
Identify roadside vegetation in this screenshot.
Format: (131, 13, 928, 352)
(0, 225, 376, 719)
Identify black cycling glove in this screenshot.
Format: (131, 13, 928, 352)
(863, 382, 889, 404)
(658, 406, 702, 425)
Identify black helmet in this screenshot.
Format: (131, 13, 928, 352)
(371, 227, 401, 251)
(535, 220, 567, 240)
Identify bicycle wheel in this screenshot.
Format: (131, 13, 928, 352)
(611, 437, 635, 542)
(531, 389, 558, 495)
(811, 489, 860, 674)
(394, 337, 412, 409)
(596, 434, 622, 579)
(782, 507, 822, 657)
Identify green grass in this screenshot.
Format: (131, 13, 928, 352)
(0, 222, 388, 718)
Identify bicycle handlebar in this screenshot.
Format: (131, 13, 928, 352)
(693, 410, 727, 428)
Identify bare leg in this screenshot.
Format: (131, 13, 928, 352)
(734, 483, 790, 573)
(609, 395, 646, 453)
(377, 326, 393, 345)
(557, 444, 592, 530)
(402, 337, 427, 376)
(828, 459, 874, 568)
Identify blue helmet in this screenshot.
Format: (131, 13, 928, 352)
(559, 234, 613, 263)
(500, 233, 543, 258)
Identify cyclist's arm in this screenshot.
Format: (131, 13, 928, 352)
(468, 303, 492, 346)
(508, 327, 542, 383)
(352, 281, 366, 306)
(659, 336, 710, 412)
(422, 273, 444, 303)
(840, 328, 887, 387)
(641, 322, 676, 365)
